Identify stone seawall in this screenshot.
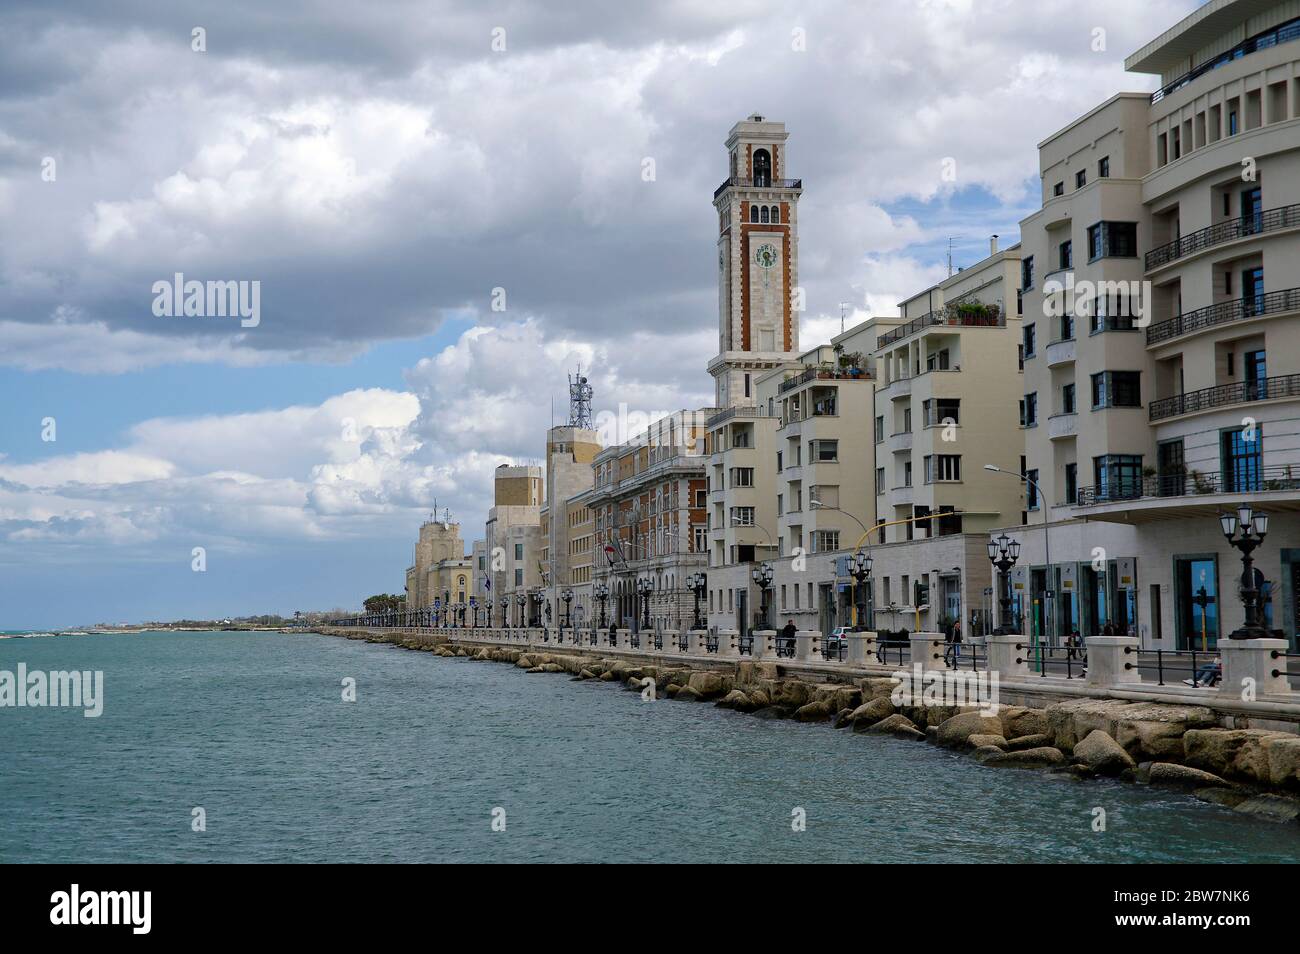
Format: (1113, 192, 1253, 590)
(316, 627, 1300, 824)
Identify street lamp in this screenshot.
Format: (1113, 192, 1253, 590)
(687, 572, 707, 630)
(985, 463, 1054, 647)
(849, 551, 873, 628)
(594, 581, 610, 628)
(469, 596, 478, 628)
(751, 561, 774, 629)
(986, 532, 1021, 636)
(1220, 505, 1270, 640)
(636, 577, 654, 630)
(515, 592, 526, 627)
(499, 595, 509, 628)
(562, 588, 574, 628)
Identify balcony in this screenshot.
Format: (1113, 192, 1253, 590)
(881, 376, 912, 400)
(1045, 338, 1076, 368)
(1076, 465, 1300, 512)
(707, 405, 768, 428)
(1149, 373, 1300, 421)
(713, 176, 802, 199)
(1146, 205, 1300, 271)
(888, 430, 913, 453)
(777, 365, 871, 395)
(1146, 286, 1300, 346)
(877, 305, 1005, 348)
(1047, 412, 1078, 441)
(1149, 17, 1300, 105)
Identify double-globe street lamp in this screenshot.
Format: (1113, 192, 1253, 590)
(986, 532, 1021, 636)
(594, 581, 610, 628)
(751, 561, 774, 630)
(687, 572, 707, 630)
(849, 551, 873, 629)
(1220, 504, 1271, 640)
(515, 592, 526, 628)
(636, 577, 654, 630)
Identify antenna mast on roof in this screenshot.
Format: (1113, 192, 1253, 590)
(839, 301, 851, 335)
(568, 364, 594, 429)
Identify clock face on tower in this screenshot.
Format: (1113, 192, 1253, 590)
(754, 243, 777, 269)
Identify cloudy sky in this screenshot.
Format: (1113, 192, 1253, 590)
(0, 0, 1198, 627)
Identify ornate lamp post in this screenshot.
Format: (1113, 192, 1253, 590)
(849, 551, 873, 628)
(1220, 505, 1270, 640)
(986, 533, 1021, 636)
(432, 597, 442, 628)
(499, 595, 509, 628)
(469, 596, 478, 628)
(636, 577, 654, 630)
(515, 592, 526, 627)
(530, 591, 543, 628)
(687, 572, 707, 630)
(594, 581, 610, 628)
(562, 588, 574, 629)
(751, 561, 774, 629)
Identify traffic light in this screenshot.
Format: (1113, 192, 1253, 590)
(914, 580, 930, 608)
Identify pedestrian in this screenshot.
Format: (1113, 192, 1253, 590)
(949, 619, 962, 668)
(608, 619, 618, 646)
(780, 618, 797, 657)
(943, 619, 956, 668)
(1066, 628, 1081, 661)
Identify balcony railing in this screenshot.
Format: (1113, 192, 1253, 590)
(777, 365, 870, 394)
(1146, 205, 1300, 270)
(706, 405, 768, 428)
(1146, 287, 1300, 345)
(877, 309, 1004, 348)
(1076, 464, 1300, 506)
(1150, 16, 1300, 104)
(713, 176, 802, 199)
(1148, 373, 1300, 421)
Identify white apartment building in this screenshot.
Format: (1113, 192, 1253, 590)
(1016, 0, 1300, 650)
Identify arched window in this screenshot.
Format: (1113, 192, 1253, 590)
(771, 205, 781, 223)
(760, 206, 769, 224)
(752, 148, 771, 187)
(749, 205, 758, 223)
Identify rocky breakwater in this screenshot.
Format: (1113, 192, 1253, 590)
(420, 641, 1300, 823)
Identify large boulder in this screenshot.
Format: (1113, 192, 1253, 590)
(674, 685, 702, 702)
(772, 680, 816, 708)
(1072, 730, 1136, 776)
(1147, 762, 1229, 789)
(1113, 703, 1218, 761)
(847, 697, 895, 730)
(968, 733, 1008, 750)
(1045, 699, 1132, 750)
(999, 707, 1047, 739)
(515, 655, 534, 669)
(687, 671, 728, 700)
(867, 714, 925, 740)
(813, 684, 862, 712)
(717, 689, 753, 712)
(1233, 794, 1300, 823)
(793, 700, 835, 722)
(1183, 728, 1290, 783)
(934, 711, 1005, 749)
(1264, 736, 1300, 790)
(858, 677, 900, 701)
(1006, 733, 1053, 752)
(980, 747, 1066, 769)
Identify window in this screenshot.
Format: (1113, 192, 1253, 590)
(1062, 383, 1076, 414)
(812, 530, 840, 553)
(1222, 426, 1263, 492)
(811, 439, 838, 462)
(1075, 169, 1086, 189)
(1064, 462, 1078, 504)
(925, 397, 960, 426)
(1023, 392, 1038, 426)
(1023, 323, 1036, 358)
(1085, 221, 1138, 261)
(1090, 291, 1137, 333)
(749, 206, 758, 223)
(760, 206, 769, 224)
(1021, 256, 1035, 290)
(924, 348, 951, 372)
(776, 493, 783, 516)
(876, 467, 885, 494)
(514, 568, 523, 586)
(903, 461, 912, 487)
(776, 450, 783, 472)
(693, 526, 708, 552)
(1098, 156, 1110, 178)
(694, 489, 707, 507)
(1052, 182, 1064, 197)
(875, 416, 885, 442)
(1094, 454, 1143, 501)
(1059, 312, 1074, 341)
(1090, 371, 1141, 408)
(1018, 343, 1024, 370)
(514, 543, 523, 560)
(924, 454, 962, 483)
(730, 467, 754, 487)
(1026, 468, 1040, 510)
(730, 507, 755, 527)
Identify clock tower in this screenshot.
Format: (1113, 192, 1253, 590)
(708, 114, 802, 408)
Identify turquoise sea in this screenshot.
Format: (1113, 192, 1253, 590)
(1, 630, 1297, 862)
